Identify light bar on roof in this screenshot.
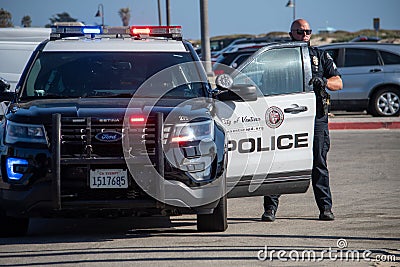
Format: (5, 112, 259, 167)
(50, 24, 103, 39)
(49, 24, 182, 40)
(51, 25, 103, 34)
(129, 26, 182, 39)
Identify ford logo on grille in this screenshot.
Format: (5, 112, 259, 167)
(95, 131, 123, 142)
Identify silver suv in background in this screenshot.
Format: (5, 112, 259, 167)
(319, 43, 400, 116)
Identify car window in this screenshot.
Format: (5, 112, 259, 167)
(380, 51, 400, 65)
(22, 52, 206, 99)
(344, 48, 379, 67)
(324, 49, 340, 65)
(234, 47, 303, 96)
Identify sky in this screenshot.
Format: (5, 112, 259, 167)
(1, 0, 399, 40)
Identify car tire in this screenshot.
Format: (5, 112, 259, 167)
(369, 87, 400, 117)
(197, 195, 227, 232)
(0, 212, 29, 237)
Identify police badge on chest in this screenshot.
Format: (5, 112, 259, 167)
(312, 56, 319, 72)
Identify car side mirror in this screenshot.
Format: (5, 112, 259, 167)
(216, 84, 257, 102)
(0, 77, 10, 93)
(214, 74, 257, 102)
(0, 78, 15, 102)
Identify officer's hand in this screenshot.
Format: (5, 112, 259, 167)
(309, 77, 327, 89)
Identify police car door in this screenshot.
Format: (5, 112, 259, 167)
(216, 42, 316, 198)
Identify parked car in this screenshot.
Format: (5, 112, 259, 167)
(0, 28, 50, 119)
(319, 43, 400, 116)
(350, 36, 381, 42)
(213, 48, 260, 75)
(211, 36, 290, 63)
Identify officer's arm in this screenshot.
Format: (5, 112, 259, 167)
(326, 76, 342, 91)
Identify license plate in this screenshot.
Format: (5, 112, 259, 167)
(89, 169, 128, 189)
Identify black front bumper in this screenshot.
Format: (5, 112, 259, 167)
(0, 113, 222, 218)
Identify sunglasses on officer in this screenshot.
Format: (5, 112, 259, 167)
(293, 29, 312, 35)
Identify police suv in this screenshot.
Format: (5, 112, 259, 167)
(0, 24, 316, 236)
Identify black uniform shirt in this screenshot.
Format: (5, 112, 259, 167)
(309, 46, 340, 79)
(309, 46, 341, 117)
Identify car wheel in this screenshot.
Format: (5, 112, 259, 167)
(369, 87, 400, 117)
(0, 212, 29, 237)
(197, 195, 227, 232)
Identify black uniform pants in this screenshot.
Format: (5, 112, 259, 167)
(263, 114, 333, 213)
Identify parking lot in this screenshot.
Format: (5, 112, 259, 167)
(0, 127, 398, 266)
(0, 3, 398, 266)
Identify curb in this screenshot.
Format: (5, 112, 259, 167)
(329, 121, 400, 130)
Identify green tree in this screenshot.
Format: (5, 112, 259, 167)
(118, 7, 131, 26)
(21, 15, 32, 27)
(45, 12, 78, 27)
(0, 8, 13, 28)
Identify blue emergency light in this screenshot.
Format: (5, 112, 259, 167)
(50, 24, 103, 39)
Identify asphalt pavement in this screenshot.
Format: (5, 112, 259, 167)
(328, 111, 400, 130)
(1, 130, 398, 266)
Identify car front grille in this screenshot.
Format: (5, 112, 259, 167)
(45, 115, 166, 203)
(45, 116, 158, 158)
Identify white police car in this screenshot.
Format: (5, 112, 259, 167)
(0, 24, 316, 236)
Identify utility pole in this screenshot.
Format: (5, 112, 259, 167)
(200, 0, 212, 76)
(166, 0, 170, 26)
(157, 0, 162, 26)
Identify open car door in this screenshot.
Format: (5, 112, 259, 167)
(214, 42, 316, 198)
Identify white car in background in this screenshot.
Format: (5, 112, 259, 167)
(0, 28, 50, 92)
(0, 28, 50, 117)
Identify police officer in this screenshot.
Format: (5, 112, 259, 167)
(262, 19, 343, 221)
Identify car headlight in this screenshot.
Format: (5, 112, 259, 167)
(171, 120, 214, 143)
(167, 120, 216, 182)
(5, 121, 48, 144)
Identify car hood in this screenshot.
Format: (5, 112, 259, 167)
(6, 97, 212, 125)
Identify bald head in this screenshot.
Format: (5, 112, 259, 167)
(290, 19, 310, 32)
(289, 19, 312, 43)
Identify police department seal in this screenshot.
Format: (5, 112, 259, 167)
(265, 106, 284, 128)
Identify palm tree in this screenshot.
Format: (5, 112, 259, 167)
(0, 8, 13, 27)
(118, 7, 131, 26)
(21, 15, 32, 27)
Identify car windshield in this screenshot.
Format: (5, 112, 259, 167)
(21, 51, 208, 99)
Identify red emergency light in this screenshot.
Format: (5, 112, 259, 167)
(131, 27, 151, 35)
(129, 116, 146, 124)
(129, 26, 182, 39)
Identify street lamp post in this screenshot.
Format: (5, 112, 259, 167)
(95, 4, 104, 26)
(286, 0, 295, 21)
